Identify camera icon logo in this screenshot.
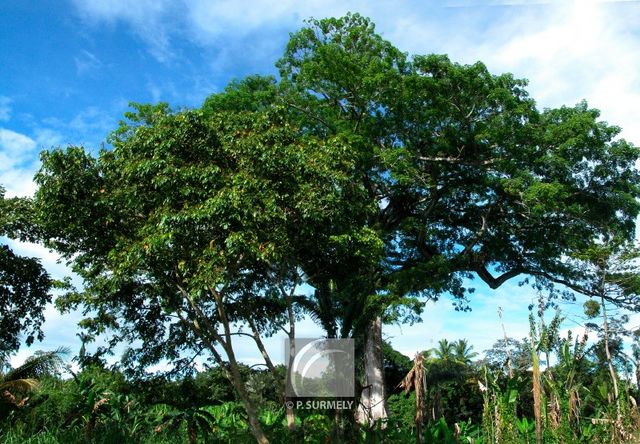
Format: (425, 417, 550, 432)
(285, 338, 354, 398)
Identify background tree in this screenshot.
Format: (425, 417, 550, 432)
(483, 338, 533, 376)
(0, 186, 52, 355)
(454, 339, 478, 365)
(433, 339, 455, 362)
(34, 103, 371, 443)
(563, 239, 640, 437)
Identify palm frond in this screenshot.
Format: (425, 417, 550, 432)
(0, 378, 39, 393)
(292, 293, 337, 336)
(4, 347, 70, 381)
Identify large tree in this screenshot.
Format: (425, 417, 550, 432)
(34, 103, 370, 443)
(270, 13, 640, 423)
(33, 14, 640, 441)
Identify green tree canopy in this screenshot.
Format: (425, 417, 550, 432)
(275, 14, 640, 309)
(34, 103, 374, 442)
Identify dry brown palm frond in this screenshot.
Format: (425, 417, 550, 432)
(2, 389, 16, 405)
(2, 388, 32, 408)
(0, 378, 39, 393)
(398, 366, 417, 394)
(569, 389, 581, 426)
(92, 397, 110, 413)
(398, 353, 427, 444)
(548, 394, 559, 430)
(532, 342, 542, 444)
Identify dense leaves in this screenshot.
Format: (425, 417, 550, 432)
(24, 13, 640, 443)
(0, 187, 52, 354)
(35, 103, 371, 373)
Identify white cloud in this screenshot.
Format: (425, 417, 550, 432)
(0, 128, 36, 159)
(480, 1, 640, 143)
(0, 168, 38, 197)
(0, 128, 37, 196)
(0, 127, 63, 197)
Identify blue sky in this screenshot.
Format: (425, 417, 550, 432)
(3, 0, 640, 368)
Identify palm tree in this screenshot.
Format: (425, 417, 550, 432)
(433, 339, 455, 361)
(0, 347, 69, 410)
(453, 339, 478, 365)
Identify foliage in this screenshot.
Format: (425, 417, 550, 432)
(0, 186, 52, 354)
(16, 12, 640, 444)
(0, 348, 69, 419)
(2, 323, 640, 442)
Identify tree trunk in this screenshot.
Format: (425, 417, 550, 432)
(249, 318, 296, 431)
(356, 316, 387, 426)
(201, 321, 270, 443)
(531, 347, 542, 444)
(187, 422, 197, 444)
(286, 335, 297, 431)
(178, 291, 270, 443)
(601, 296, 622, 439)
(225, 346, 270, 444)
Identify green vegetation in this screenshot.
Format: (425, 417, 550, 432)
(2, 12, 640, 443)
(0, 186, 52, 355)
(3, 304, 640, 443)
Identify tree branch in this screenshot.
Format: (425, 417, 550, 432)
(474, 264, 526, 289)
(417, 156, 499, 166)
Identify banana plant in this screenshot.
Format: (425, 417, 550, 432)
(155, 406, 217, 444)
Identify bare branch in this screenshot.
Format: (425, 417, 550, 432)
(417, 156, 499, 166)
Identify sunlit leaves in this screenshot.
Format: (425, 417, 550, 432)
(34, 102, 371, 371)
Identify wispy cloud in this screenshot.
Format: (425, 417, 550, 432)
(42, 105, 119, 148)
(68, 106, 114, 138)
(0, 96, 11, 121)
(74, 50, 103, 76)
(71, 0, 176, 62)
